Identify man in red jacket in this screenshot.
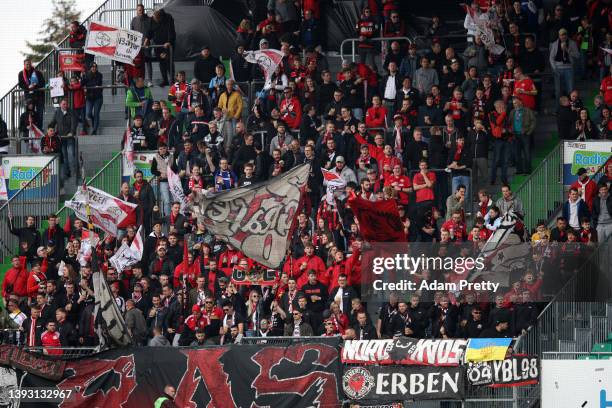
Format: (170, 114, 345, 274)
(295, 243, 327, 287)
(365, 95, 388, 129)
(41, 321, 62, 355)
(26, 259, 47, 299)
(2, 256, 28, 299)
(279, 87, 302, 130)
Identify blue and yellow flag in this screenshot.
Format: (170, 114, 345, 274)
(465, 338, 512, 362)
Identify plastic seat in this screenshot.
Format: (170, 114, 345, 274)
(592, 343, 612, 353)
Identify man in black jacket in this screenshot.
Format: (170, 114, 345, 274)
(230, 45, 252, 83)
(49, 98, 78, 179)
(55, 308, 77, 346)
(147, 9, 176, 86)
(42, 215, 65, 256)
(21, 305, 43, 346)
(132, 170, 156, 234)
(18, 59, 46, 115)
(9, 214, 40, 261)
(353, 311, 378, 340)
(193, 46, 221, 85)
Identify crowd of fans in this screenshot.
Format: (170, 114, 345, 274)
(1, 0, 611, 351)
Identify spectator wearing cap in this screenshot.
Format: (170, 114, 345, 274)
(481, 317, 512, 338)
(571, 168, 597, 211)
(549, 28, 580, 100)
(327, 156, 357, 197)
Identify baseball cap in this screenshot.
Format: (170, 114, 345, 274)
(259, 38, 269, 47)
(191, 78, 200, 85)
(559, 28, 568, 35)
(393, 114, 403, 121)
(47, 239, 56, 247)
(335, 156, 345, 163)
(451, 58, 459, 64)
(192, 305, 201, 312)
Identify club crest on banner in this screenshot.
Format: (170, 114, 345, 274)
(343, 367, 375, 400)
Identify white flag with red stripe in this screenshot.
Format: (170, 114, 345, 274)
(28, 123, 44, 154)
(85, 21, 143, 64)
(244, 49, 284, 90)
(109, 225, 144, 272)
(65, 185, 138, 237)
(321, 168, 346, 205)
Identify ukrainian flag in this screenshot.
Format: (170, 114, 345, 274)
(465, 338, 512, 362)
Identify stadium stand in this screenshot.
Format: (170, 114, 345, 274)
(0, 0, 611, 406)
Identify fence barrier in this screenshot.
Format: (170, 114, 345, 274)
(56, 151, 123, 229)
(513, 142, 563, 230)
(0, 0, 158, 145)
(339, 36, 413, 63)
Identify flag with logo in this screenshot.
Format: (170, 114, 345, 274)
(167, 165, 188, 213)
(109, 225, 144, 271)
(321, 168, 346, 205)
(244, 49, 284, 90)
(65, 186, 138, 237)
(190, 164, 309, 268)
(85, 21, 143, 64)
(465, 338, 512, 362)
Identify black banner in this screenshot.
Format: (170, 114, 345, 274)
(0, 345, 66, 381)
(466, 355, 539, 387)
(341, 338, 467, 366)
(342, 365, 464, 401)
(3, 341, 341, 408)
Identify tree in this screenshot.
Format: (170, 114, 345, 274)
(23, 0, 82, 62)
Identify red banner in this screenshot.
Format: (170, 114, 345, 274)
(59, 54, 86, 72)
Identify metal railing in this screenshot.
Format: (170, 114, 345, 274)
(513, 142, 564, 230)
(339, 36, 413, 63)
(10, 83, 128, 146)
(516, 240, 612, 358)
(0, 0, 158, 143)
(56, 151, 123, 228)
(0, 155, 60, 259)
(99, 6, 155, 24)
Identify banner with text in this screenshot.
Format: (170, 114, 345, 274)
(1, 155, 58, 199)
(563, 140, 612, 185)
(2, 341, 341, 408)
(342, 365, 464, 401)
(467, 355, 539, 387)
(342, 338, 467, 366)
